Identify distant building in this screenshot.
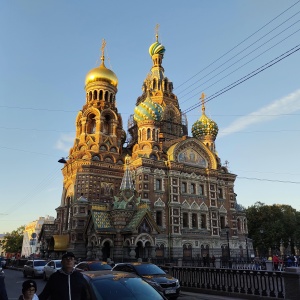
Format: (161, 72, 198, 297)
(39, 31, 253, 261)
(21, 216, 54, 258)
(0, 234, 6, 257)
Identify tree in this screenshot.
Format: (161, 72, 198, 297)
(1, 226, 25, 254)
(246, 202, 298, 256)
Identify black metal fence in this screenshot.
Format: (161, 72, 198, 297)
(168, 267, 284, 298)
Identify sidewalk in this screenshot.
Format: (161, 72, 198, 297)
(181, 291, 249, 300)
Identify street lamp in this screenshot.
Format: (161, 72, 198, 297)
(260, 229, 264, 258)
(225, 225, 232, 268)
(245, 237, 249, 263)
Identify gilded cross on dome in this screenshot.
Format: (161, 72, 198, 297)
(200, 92, 206, 114)
(100, 38, 106, 63)
(155, 24, 160, 41)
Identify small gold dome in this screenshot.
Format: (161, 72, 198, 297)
(85, 62, 118, 87)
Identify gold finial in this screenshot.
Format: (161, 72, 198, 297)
(125, 155, 130, 165)
(155, 24, 160, 42)
(100, 38, 106, 64)
(200, 92, 206, 114)
(145, 73, 152, 95)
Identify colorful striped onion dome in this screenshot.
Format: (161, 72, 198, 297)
(134, 95, 163, 122)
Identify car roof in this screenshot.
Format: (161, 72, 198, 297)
(48, 259, 61, 262)
(114, 262, 154, 266)
(78, 261, 108, 265)
(26, 259, 46, 262)
(83, 270, 139, 280)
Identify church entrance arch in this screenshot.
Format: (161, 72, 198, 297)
(102, 241, 111, 261)
(135, 240, 152, 260)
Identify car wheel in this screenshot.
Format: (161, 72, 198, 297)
(23, 271, 27, 278)
(43, 272, 47, 281)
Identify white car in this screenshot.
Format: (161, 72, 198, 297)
(43, 260, 62, 280)
(23, 260, 47, 278)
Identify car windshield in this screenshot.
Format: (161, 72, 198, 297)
(89, 263, 111, 271)
(91, 277, 164, 300)
(134, 264, 166, 276)
(55, 261, 62, 268)
(34, 261, 46, 267)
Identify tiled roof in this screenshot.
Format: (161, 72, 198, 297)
(92, 210, 114, 231)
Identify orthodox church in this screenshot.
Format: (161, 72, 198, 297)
(39, 31, 251, 262)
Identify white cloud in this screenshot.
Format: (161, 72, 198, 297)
(219, 89, 300, 138)
(55, 133, 75, 152)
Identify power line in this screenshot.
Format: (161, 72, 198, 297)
(0, 105, 77, 113)
(175, 0, 300, 92)
(180, 23, 300, 104)
(0, 146, 59, 157)
(183, 44, 300, 113)
(237, 177, 300, 184)
(0, 126, 74, 133)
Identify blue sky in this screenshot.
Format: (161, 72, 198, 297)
(1, 0, 300, 233)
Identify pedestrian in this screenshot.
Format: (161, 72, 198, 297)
(18, 280, 38, 300)
(0, 276, 8, 300)
(38, 252, 88, 300)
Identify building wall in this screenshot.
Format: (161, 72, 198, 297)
(21, 216, 54, 258)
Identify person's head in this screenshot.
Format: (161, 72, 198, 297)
(61, 252, 76, 271)
(22, 280, 37, 296)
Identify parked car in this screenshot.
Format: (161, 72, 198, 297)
(75, 261, 112, 272)
(43, 259, 62, 280)
(112, 262, 180, 299)
(0, 258, 6, 269)
(82, 270, 167, 300)
(0, 266, 4, 278)
(23, 259, 47, 278)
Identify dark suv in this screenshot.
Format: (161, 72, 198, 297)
(112, 262, 180, 299)
(23, 259, 46, 278)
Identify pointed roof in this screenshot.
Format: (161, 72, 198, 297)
(120, 160, 135, 191)
(122, 207, 161, 233)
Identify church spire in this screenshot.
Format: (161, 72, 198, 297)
(120, 156, 135, 191)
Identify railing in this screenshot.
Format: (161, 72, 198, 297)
(167, 266, 284, 299)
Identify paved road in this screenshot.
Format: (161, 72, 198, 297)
(3, 268, 245, 300)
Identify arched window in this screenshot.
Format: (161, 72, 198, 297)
(201, 214, 206, 229)
(183, 244, 192, 259)
(93, 90, 97, 100)
(155, 244, 164, 257)
(147, 128, 151, 140)
(87, 114, 96, 134)
(103, 115, 111, 134)
(182, 212, 189, 228)
(99, 90, 103, 100)
(192, 213, 198, 228)
(220, 216, 225, 229)
(153, 79, 157, 89)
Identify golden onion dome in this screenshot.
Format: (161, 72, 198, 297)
(192, 93, 218, 139)
(192, 114, 219, 139)
(85, 61, 118, 87)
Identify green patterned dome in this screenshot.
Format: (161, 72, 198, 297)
(149, 41, 165, 57)
(134, 96, 163, 123)
(192, 114, 218, 139)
